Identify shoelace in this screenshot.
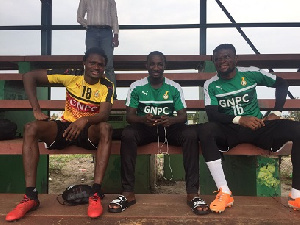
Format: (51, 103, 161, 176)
(213, 190, 225, 202)
(20, 197, 30, 204)
(90, 195, 99, 203)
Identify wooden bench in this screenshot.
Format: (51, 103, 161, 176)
(0, 138, 293, 156)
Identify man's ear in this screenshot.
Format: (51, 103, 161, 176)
(234, 56, 238, 64)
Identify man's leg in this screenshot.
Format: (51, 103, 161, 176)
(6, 120, 57, 222)
(254, 120, 300, 209)
(197, 122, 234, 213)
(108, 123, 156, 213)
(166, 124, 210, 215)
(87, 122, 113, 218)
(86, 27, 100, 50)
(99, 29, 116, 99)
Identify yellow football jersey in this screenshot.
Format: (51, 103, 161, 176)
(47, 69, 113, 122)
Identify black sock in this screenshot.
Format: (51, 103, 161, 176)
(25, 187, 38, 200)
(91, 183, 103, 197)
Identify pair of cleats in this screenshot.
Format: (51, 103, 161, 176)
(5, 193, 103, 222)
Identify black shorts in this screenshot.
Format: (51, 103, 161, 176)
(46, 120, 97, 150)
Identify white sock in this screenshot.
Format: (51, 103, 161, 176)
(291, 188, 300, 199)
(206, 158, 231, 194)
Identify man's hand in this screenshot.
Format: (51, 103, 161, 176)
(63, 117, 88, 141)
(238, 116, 265, 130)
(145, 114, 163, 127)
(159, 115, 172, 127)
(33, 110, 49, 121)
(113, 35, 119, 47)
(263, 113, 281, 121)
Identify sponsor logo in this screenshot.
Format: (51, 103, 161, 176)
(219, 94, 249, 108)
(67, 96, 99, 112)
(144, 105, 169, 115)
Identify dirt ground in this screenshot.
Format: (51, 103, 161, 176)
(48, 155, 291, 197)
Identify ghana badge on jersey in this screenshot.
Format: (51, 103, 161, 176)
(163, 91, 169, 100)
(241, 77, 247, 86)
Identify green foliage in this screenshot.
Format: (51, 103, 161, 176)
(257, 164, 280, 188)
(283, 111, 300, 121)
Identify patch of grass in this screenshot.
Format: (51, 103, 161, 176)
(49, 154, 93, 173)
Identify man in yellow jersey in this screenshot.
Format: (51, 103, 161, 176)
(6, 47, 114, 221)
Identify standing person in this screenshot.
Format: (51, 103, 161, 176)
(107, 51, 210, 215)
(198, 43, 300, 213)
(77, 0, 119, 99)
(5, 47, 114, 221)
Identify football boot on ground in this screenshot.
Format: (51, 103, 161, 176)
(5, 195, 40, 222)
(88, 193, 103, 218)
(210, 188, 234, 213)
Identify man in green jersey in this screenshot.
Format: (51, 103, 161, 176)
(198, 43, 300, 213)
(108, 51, 210, 215)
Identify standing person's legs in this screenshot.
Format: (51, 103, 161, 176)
(86, 27, 99, 50)
(108, 123, 156, 213)
(6, 120, 58, 222)
(98, 29, 116, 99)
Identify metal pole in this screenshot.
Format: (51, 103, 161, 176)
(41, 0, 52, 55)
(200, 0, 207, 55)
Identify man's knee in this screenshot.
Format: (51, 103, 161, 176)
(121, 126, 137, 141)
(182, 125, 198, 140)
(99, 122, 113, 137)
(197, 122, 219, 140)
(24, 121, 39, 136)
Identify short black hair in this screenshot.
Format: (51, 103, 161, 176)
(213, 44, 236, 56)
(83, 47, 108, 65)
(147, 51, 167, 64)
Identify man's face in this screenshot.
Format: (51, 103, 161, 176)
(146, 55, 165, 79)
(83, 53, 106, 81)
(213, 49, 237, 77)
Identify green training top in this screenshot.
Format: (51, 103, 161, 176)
(204, 66, 276, 119)
(126, 77, 186, 117)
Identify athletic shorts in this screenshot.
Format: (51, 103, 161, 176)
(46, 120, 97, 150)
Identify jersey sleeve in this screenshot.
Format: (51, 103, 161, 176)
(100, 77, 114, 103)
(47, 69, 82, 86)
(173, 85, 186, 111)
(204, 80, 218, 106)
(125, 85, 139, 108)
(250, 67, 276, 87)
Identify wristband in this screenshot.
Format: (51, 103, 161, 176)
(232, 116, 241, 124)
(270, 111, 282, 117)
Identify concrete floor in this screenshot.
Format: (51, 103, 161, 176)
(0, 194, 299, 224)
